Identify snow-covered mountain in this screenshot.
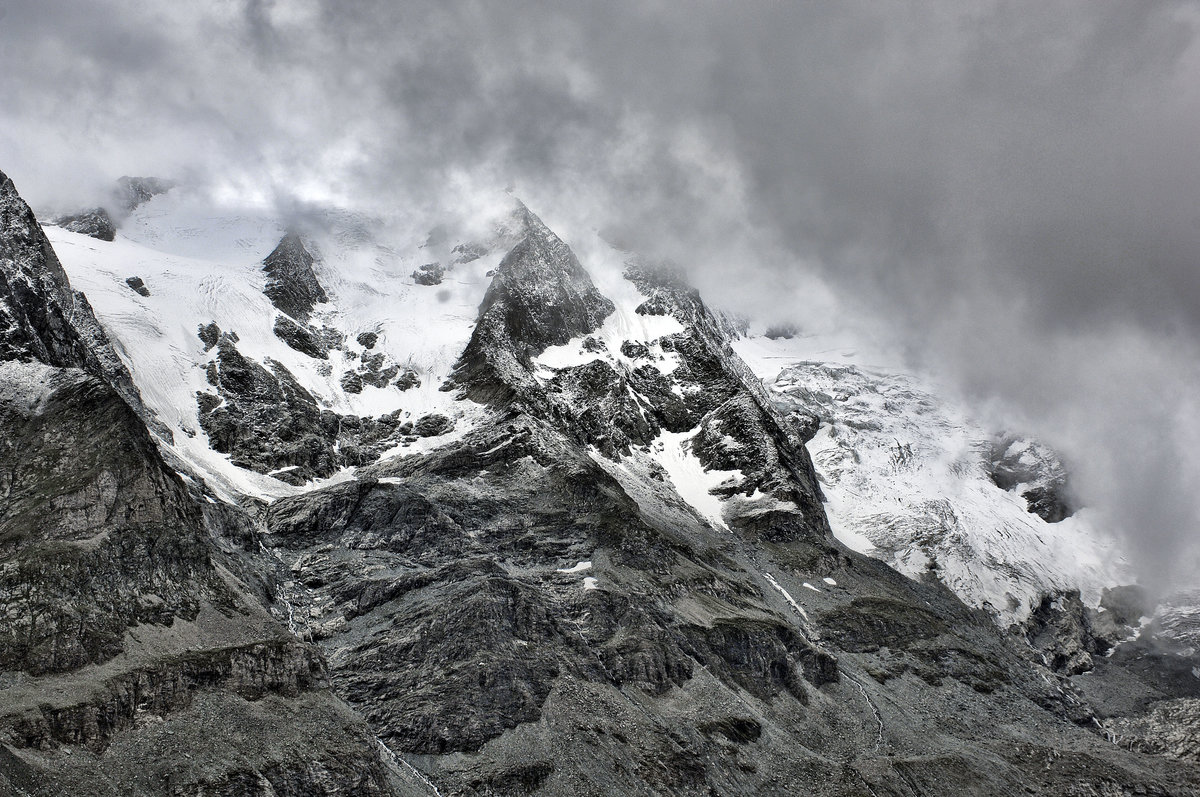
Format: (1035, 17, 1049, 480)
(744, 355, 1129, 624)
(4, 171, 1199, 795)
(45, 183, 1133, 624)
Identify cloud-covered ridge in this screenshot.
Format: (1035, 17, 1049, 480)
(3, 0, 1199, 586)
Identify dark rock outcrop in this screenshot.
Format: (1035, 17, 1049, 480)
(413, 413, 453, 437)
(124, 276, 150, 296)
(989, 435, 1074, 522)
(273, 314, 338, 359)
(53, 207, 117, 241)
(197, 339, 338, 480)
(394, 368, 421, 391)
(452, 242, 487, 264)
(412, 262, 445, 285)
(1022, 590, 1124, 675)
(262, 232, 327, 322)
(196, 335, 417, 481)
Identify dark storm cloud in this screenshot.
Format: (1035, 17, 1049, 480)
(2, 0, 1199, 586)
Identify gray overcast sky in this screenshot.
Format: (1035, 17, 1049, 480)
(3, 0, 1200, 588)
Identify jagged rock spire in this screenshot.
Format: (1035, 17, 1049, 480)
(262, 231, 327, 322)
(452, 203, 615, 403)
(0, 168, 92, 367)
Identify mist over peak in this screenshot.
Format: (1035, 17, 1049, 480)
(3, 0, 1199, 587)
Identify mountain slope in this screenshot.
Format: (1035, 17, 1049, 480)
(0, 170, 431, 797)
(11, 176, 1200, 794)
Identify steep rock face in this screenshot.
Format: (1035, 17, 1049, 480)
(255, 216, 1200, 794)
(263, 413, 846, 774)
(0, 365, 223, 674)
(545, 359, 659, 456)
(0, 169, 166, 440)
(195, 329, 430, 483)
(263, 233, 328, 322)
(198, 336, 340, 481)
(0, 171, 107, 369)
(13, 177, 1200, 794)
(0, 372, 407, 795)
(1021, 590, 1125, 675)
(608, 261, 829, 539)
(452, 205, 615, 403)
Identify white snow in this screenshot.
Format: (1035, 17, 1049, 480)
(556, 561, 593, 574)
(763, 572, 809, 621)
(582, 577, 599, 591)
(645, 430, 742, 531)
(802, 582, 821, 592)
(823, 577, 837, 586)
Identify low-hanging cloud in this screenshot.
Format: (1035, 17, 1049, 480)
(3, 0, 1200, 588)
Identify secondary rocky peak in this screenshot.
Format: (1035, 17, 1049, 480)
(262, 231, 328, 322)
(452, 204, 615, 402)
(114, 175, 173, 214)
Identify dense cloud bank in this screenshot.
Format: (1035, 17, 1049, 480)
(2, 0, 1199, 586)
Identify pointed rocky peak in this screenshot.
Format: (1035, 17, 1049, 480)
(452, 204, 615, 402)
(489, 203, 615, 345)
(113, 175, 173, 214)
(262, 231, 328, 322)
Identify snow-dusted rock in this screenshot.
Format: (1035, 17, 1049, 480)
(52, 207, 117, 241)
